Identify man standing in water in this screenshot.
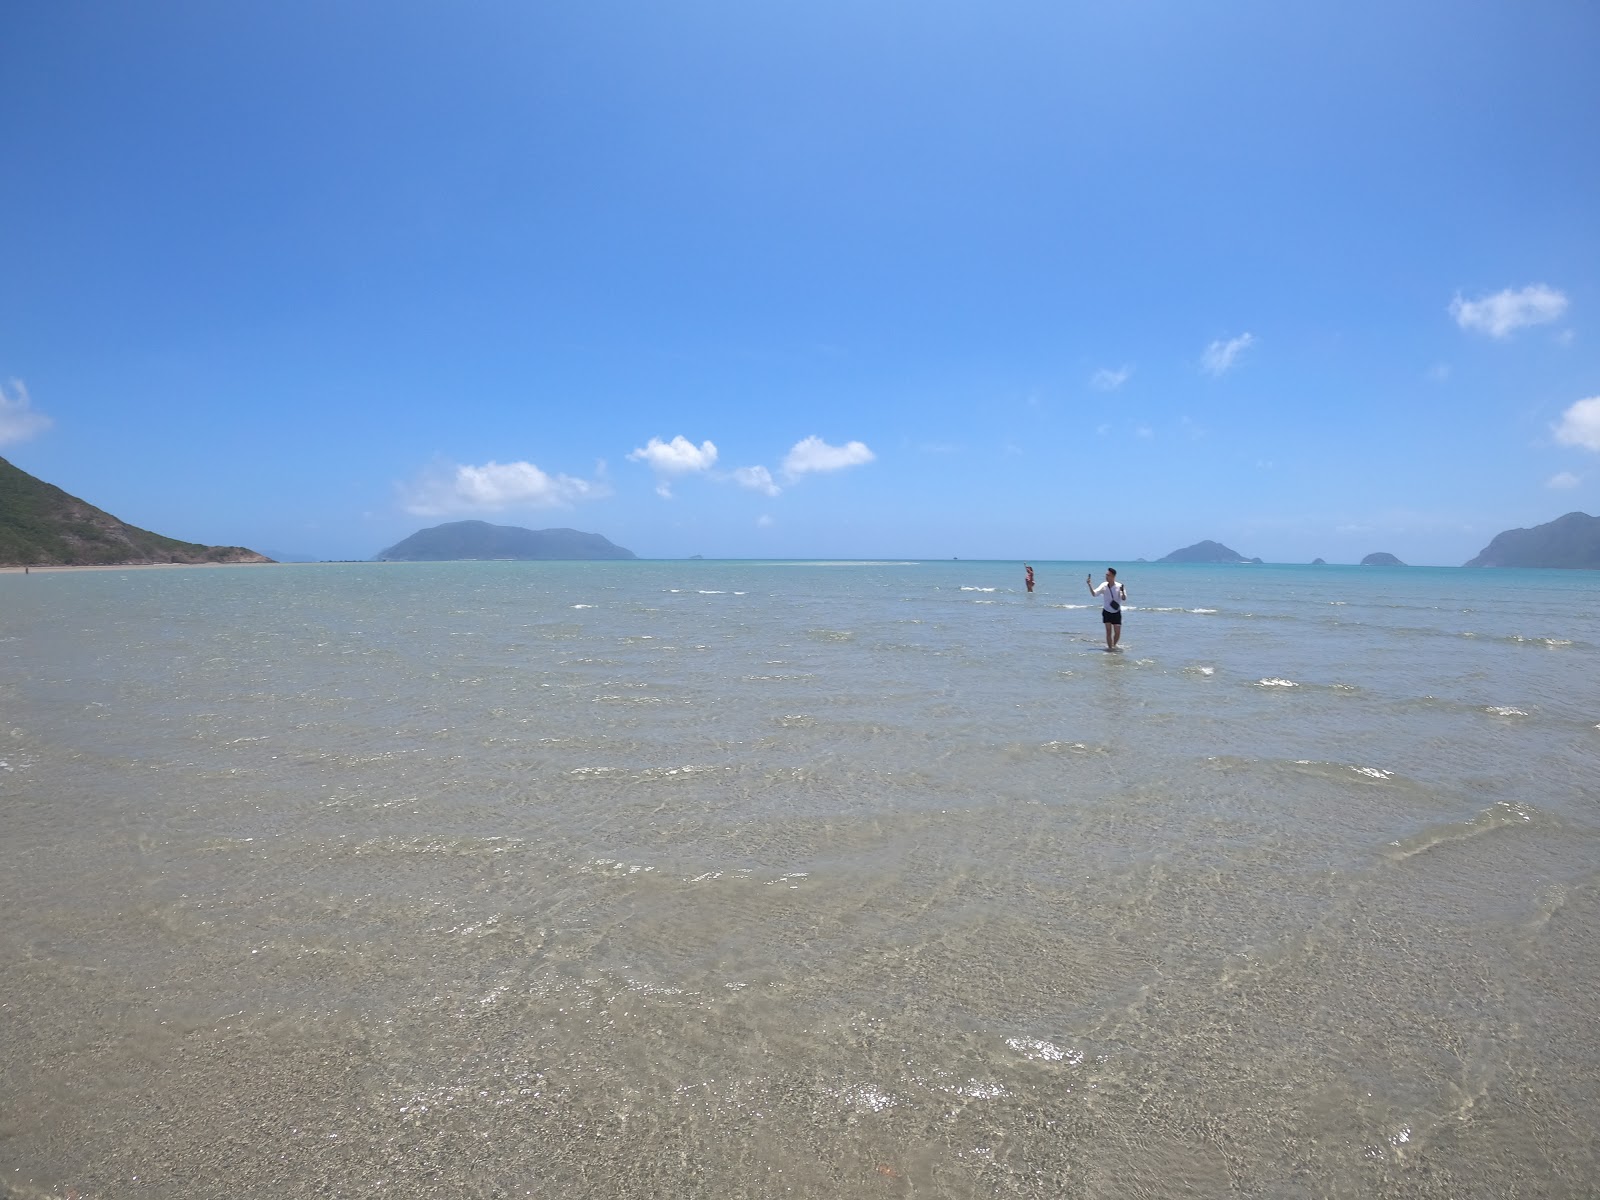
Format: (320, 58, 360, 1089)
(1024, 563, 1035, 593)
(1087, 567, 1127, 650)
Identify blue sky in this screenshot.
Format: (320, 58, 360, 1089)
(2, 1, 1597, 564)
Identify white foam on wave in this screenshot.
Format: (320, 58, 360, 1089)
(960, 586, 997, 592)
(1485, 706, 1528, 717)
(1257, 678, 1298, 688)
(697, 590, 725, 595)
(836, 1083, 898, 1113)
(571, 604, 594, 609)
(1004, 1037, 1083, 1065)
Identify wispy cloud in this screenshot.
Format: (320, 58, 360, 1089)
(400, 460, 609, 516)
(782, 435, 875, 480)
(627, 435, 718, 497)
(732, 465, 781, 496)
(1547, 471, 1581, 489)
(1554, 396, 1600, 452)
(0, 379, 53, 446)
(756, 514, 774, 528)
(1090, 365, 1133, 391)
(1426, 363, 1451, 382)
(1450, 284, 1568, 338)
(1201, 333, 1255, 376)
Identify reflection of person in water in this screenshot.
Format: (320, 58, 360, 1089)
(1024, 563, 1034, 593)
(1087, 567, 1126, 650)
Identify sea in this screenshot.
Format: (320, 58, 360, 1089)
(1, 560, 1597, 1199)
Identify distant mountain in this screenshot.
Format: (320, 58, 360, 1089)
(1311, 558, 1327, 565)
(1158, 540, 1261, 564)
(1464, 512, 1600, 569)
(377, 520, 638, 561)
(1360, 552, 1406, 566)
(0, 455, 271, 566)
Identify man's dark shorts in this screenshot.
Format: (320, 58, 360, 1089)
(1102, 608, 1121, 625)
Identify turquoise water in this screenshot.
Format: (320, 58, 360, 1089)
(2, 560, 1597, 1198)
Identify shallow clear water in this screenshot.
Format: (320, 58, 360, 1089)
(2, 560, 1597, 1198)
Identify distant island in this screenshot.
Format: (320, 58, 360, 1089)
(1311, 558, 1327, 565)
(1360, 552, 1406, 566)
(1158, 540, 1262, 564)
(377, 520, 638, 561)
(0, 454, 270, 567)
(1464, 511, 1600, 569)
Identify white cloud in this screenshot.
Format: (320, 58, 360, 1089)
(1554, 396, 1600, 452)
(0, 379, 53, 446)
(627, 435, 718, 474)
(732, 465, 781, 496)
(1201, 333, 1255, 376)
(1547, 471, 1581, 489)
(1450, 284, 1568, 338)
(401, 460, 609, 516)
(781, 435, 875, 479)
(1135, 423, 1154, 438)
(756, 514, 774, 528)
(1090, 365, 1133, 391)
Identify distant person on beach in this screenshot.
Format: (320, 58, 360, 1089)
(1024, 563, 1034, 593)
(1087, 567, 1126, 650)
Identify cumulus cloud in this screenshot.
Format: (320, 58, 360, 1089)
(627, 435, 719, 499)
(627, 435, 718, 474)
(1547, 471, 1581, 489)
(1450, 284, 1568, 338)
(1090, 366, 1133, 391)
(1201, 333, 1255, 376)
(401, 460, 608, 516)
(1554, 396, 1600, 452)
(732, 465, 781, 496)
(0, 379, 53, 446)
(782, 435, 875, 480)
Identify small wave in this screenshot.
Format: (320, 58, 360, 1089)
(1485, 706, 1529, 717)
(582, 858, 656, 876)
(697, 590, 726, 595)
(1511, 635, 1573, 647)
(1385, 801, 1534, 861)
(960, 586, 997, 592)
(807, 629, 855, 642)
(1257, 678, 1298, 688)
(1047, 603, 1092, 610)
(570, 604, 594, 609)
(1185, 665, 1216, 676)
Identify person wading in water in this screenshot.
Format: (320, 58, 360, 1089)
(1087, 567, 1127, 651)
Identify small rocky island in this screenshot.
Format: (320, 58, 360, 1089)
(377, 520, 637, 561)
(1464, 512, 1600, 568)
(1360, 552, 1406, 566)
(0, 454, 270, 566)
(1157, 539, 1262, 564)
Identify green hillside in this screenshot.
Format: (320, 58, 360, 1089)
(0, 455, 271, 566)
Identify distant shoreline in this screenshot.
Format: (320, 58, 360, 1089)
(0, 561, 288, 574)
